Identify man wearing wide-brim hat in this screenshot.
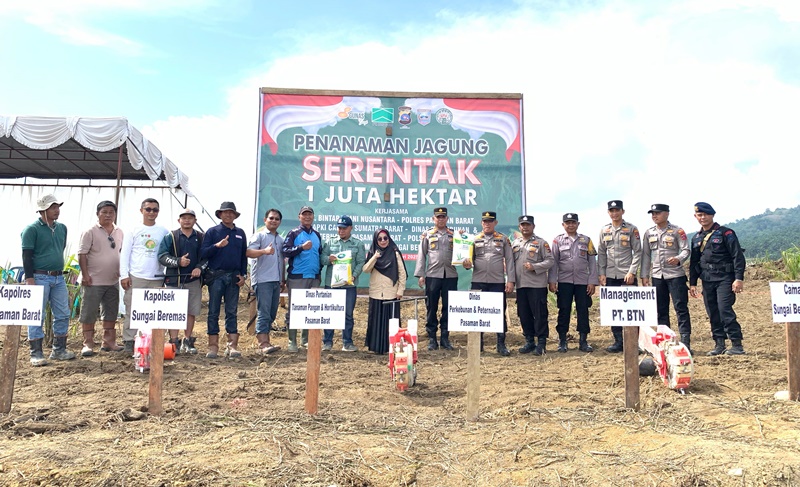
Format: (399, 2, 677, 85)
(200, 201, 248, 358)
(21, 194, 75, 366)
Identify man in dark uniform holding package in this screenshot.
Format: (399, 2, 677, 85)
(463, 211, 516, 356)
(414, 207, 458, 350)
(689, 202, 747, 355)
(512, 215, 554, 355)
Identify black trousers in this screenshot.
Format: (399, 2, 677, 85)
(555, 282, 590, 336)
(653, 275, 691, 336)
(471, 282, 507, 340)
(606, 277, 637, 341)
(425, 277, 458, 338)
(517, 287, 548, 340)
(702, 277, 743, 340)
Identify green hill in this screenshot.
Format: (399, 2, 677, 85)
(720, 205, 800, 259)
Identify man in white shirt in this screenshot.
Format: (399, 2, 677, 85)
(119, 198, 169, 353)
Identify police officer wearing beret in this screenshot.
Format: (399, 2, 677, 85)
(689, 202, 746, 355)
(414, 207, 458, 350)
(641, 203, 693, 352)
(512, 215, 554, 355)
(463, 211, 516, 356)
(548, 213, 599, 353)
(597, 200, 642, 353)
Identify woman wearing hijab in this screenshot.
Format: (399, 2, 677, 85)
(363, 229, 407, 354)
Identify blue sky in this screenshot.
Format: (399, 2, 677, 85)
(2, 0, 799, 243)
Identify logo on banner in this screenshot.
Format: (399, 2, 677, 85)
(435, 108, 453, 125)
(338, 106, 367, 125)
(417, 108, 431, 126)
(398, 106, 412, 129)
(371, 107, 394, 124)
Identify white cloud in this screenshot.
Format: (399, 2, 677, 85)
(143, 0, 800, 242)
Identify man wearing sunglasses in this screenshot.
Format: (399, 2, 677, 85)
(247, 208, 285, 355)
(77, 200, 125, 356)
(120, 198, 169, 354)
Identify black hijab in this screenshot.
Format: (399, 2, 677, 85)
(367, 229, 406, 285)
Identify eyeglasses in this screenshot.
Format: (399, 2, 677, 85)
(267, 217, 281, 221)
(108, 236, 116, 249)
(142, 207, 160, 213)
(377, 236, 389, 242)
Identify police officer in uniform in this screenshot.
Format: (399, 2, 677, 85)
(640, 203, 692, 352)
(512, 215, 554, 355)
(548, 213, 599, 353)
(414, 207, 458, 350)
(689, 202, 746, 355)
(463, 211, 516, 356)
(597, 200, 642, 353)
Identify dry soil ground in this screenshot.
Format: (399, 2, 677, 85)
(0, 265, 799, 487)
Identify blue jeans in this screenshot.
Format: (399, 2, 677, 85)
(324, 285, 357, 346)
(254, 281, 281, 334)
(207, 271, 240, 335)
(28, 274, 70, 340)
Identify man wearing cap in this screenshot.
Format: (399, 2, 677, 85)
(21, 194, 75, 365)
(158, 208, 206, 355)
(320, 215, 366, 352)
(641, 204, 692, 351)
(512, 215, 554, 355)
(120, 198, 169, 354)
(597, 200, 642, 353)
(201, 201, 248, 358)
(77, 200, 125, 357)
(462, 211, 516, 356)
(689, 202, 746, 355)
(246, 208, 285, 355)
(282, 205, 323, 352)
(414, 207, 458, 351)
(548, 213, 599, 353)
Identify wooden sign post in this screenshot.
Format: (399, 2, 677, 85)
(289, 288, 346, 415)
(0, 284, 44, 414)
(130, 287, 189, 416)
(599, 286, 658, 411)
(770, 282, 800, 402)
(448, 290, 505, 422)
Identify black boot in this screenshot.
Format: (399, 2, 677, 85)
(439, 332, 454, 350)
(557, 335, 568, 353)
(707, 338, 726, 356)
(49, 336, 76, 361)
(578, 333, 593, 352)
(606, 329, 623, 353)
(680, 334, 692, 355)
(427, 336, 439, 351)
(496, 334, 510, 357)
(519, 338, 536, 354)
(533, 337, 546, 356)
(726, 339, 745, 355)
(29, 338, 48, 367)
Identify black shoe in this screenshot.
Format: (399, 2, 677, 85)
(578, 334, 593, 353)
(606, 341, 623, 353)
(519, 341, 536, 354)
(440, 337, 454, 350)
(557, 338, 568, 353)
(707, 338, 727, 356)
(726, 340, 745, 355)
(496, 343, 511, 357)
(533, 339, 546, 356)
(428, 338, 439, 351)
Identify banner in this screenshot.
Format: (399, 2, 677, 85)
(256, 89, 525, 289)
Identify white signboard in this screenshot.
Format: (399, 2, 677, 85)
(0, 285, 44, 326)
(447, 290, 504, 333)
(770, 282, 800, 322)
(290, 288, 346, 330)
(599, 286, 658, 326)
(130, 288, 188, 330)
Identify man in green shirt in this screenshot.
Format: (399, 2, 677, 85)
(320, 215, 366, 352)
(21, 194, 76, 366)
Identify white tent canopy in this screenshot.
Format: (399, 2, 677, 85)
(0, 116, 217, 267)
(0, 116, 191, 194)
